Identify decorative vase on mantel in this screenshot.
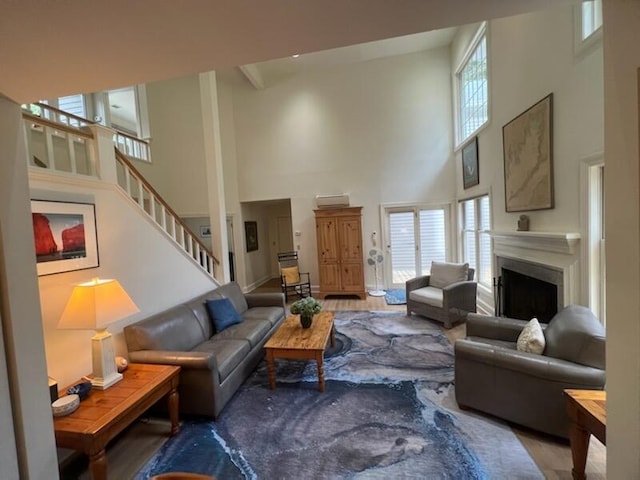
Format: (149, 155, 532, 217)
(300, 313, 313, 329)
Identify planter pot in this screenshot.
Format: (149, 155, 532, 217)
(300, 313, 313, 329)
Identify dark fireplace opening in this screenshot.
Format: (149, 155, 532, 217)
(502, 268, 558, 323)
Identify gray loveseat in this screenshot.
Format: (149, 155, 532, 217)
(124, 282, 285, 418)
(454, 305, 606, 438)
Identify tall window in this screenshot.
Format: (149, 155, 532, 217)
(460, 195, 492, 288)
(457, 25, 488, 145)
(581, 0, 602, 41)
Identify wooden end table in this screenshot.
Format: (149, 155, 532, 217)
(264, 311, 335, 392)
(53, 363, 180, 480)
(564, 389, 606, 480)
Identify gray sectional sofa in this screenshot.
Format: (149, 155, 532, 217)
(124, 282, 285, 418)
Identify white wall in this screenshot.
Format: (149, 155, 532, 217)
(230, 48, 455, 287)
(240, 202, 273, 289)
(30, 176, 216, 388)
(603, 1, 640, 477)
(140, 74, 210, 217)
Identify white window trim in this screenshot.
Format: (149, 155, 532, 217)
(574, 0, 603, 59)
(453, 21, 490, 150)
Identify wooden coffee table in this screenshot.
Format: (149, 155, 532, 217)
(53, 363, 180, 480)
(264, 311, 335, 392)
(564, 389, 606, 480)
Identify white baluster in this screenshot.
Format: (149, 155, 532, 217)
(149, 194, 156, 222)
(137, 178, 144, 209)
(43, 126, 56, 171)
(160, 205, 167, 230)
(67, 134, 77, 174)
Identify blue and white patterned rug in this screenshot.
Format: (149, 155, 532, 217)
(136, 311, 542, 479)
(384, 289, 407, 305)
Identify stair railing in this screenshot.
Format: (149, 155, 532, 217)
(114, 147, 220, 277)
(114, 129, 151, 163)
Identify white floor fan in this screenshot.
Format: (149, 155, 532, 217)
(367, 248, 386, 297)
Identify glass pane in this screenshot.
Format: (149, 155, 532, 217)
(459, 34, 488, 142)
(463, 200, 476, 230)
(479, 195, 491, 230)
(389, 212, 416, 284)
(419, 209, 446, 274)
(464, 231, 477, 271)
(479, 232, 492, 286)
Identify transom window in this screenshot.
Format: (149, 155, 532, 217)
(460, 195, 492, 288)
(581, 0, 602, 41)
(456, 25, 488, 146)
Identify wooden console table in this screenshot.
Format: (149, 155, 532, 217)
(53, 363, 180, 480)
(564, 389, 606, 480)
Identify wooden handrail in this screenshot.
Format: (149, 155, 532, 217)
(114, 148, 220, 266)
(22, 111, 94, 139)
(114, 128, 150, 146)
(30, 102, 95, 126)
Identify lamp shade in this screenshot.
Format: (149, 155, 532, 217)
(58, 278, 139, 330)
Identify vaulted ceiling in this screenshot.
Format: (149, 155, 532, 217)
(0, 0, 570, 103)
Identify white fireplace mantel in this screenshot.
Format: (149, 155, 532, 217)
(489, 231, 581, 255)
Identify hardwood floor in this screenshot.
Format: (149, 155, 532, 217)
(60, 279, 605, 479)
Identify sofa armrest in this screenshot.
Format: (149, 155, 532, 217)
(406, 275, 430, 293)
(129, 350, 218, 371)
(245, 292, 286, 309)
(466, 313, 529, 341)
(455, 339, 606, 386)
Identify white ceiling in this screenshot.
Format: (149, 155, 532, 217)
(0, 0, 571, 103)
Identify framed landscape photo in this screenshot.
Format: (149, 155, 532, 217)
(244, 221, 258, 252)
(462, 136, 479, 189)
(199, 225, 211, 238)
(502, 93, 554, 212)
(31, 200, 99, 276)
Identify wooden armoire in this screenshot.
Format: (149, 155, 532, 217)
(314, 207, 365, 299)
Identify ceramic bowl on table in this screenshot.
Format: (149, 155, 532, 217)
(67, 381, 92, 400)
(52, 394, 80, 417)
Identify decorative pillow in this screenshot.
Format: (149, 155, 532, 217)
(281, 266, 300, 284)
(206, 298, 242, 332)
(429, 261, 469, 289)
(516, 318, 546, 354)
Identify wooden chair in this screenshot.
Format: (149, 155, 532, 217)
(277, 251, 312, 302)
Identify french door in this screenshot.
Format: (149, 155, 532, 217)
(384, 205, 450, 289)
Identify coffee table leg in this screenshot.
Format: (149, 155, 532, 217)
(89, 449, 107, 480)
(266, 349, 276, 390)
(331, 324, 335, 347)
(568, 420, 590, 480)
(316, 352, 325, 392)
(168, 385, 180, 436)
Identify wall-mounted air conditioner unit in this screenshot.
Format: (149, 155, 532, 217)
(315, 194, 350, 209)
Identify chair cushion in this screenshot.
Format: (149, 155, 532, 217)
(544, 305, 605, 368)
(430, 261, 469, 289)
(281, 266, 300, 284)
(409, 286, 443, 308)
(516, 318, 546, 354)
(206, 298, 243, 332)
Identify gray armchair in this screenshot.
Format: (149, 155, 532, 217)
(454, 305, 606, 438)
(406, 262, 477, 329)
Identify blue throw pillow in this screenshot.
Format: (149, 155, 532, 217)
(206, 298, 242, 332)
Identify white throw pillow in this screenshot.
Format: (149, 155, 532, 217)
(429, 261, 469, 289)
(516, 318, 546, 354)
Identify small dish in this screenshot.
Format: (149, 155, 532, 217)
(52, 394, 80, 417)
(67, 381, 92, 400)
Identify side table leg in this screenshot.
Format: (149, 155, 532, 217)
(266, 350, 276, 390)
(331, 324, 336, 347)
(89, 449, 107, 480)
(568, 420, 590, 480)
(168, 386, 180, 436)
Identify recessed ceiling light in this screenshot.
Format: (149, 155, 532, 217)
(292, 54, 300, 58)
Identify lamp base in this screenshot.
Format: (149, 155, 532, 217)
(91, 329, 123, 390)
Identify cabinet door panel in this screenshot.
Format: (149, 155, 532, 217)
(316, 218, 338, 263)
(319, 264, 341, 290)
(341, 262, 364, 291)
(338, 217, 362, 262)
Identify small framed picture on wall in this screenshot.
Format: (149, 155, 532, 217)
(462, 136, 479, 189)
(244, 221, 258, 252)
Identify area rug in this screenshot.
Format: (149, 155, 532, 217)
(135, 311, 542, 479)
(384, 288, 406, 305)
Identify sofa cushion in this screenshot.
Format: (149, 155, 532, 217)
(516, 318, 546, 354)
(206, 298, 243, 332)
(213, 319, 272, 348)
(429, 261, 469, 289)
(544, 305, 605, 368)
(216, 282, 249, 314)
(185, 291, 223, 339)
(192, 338, 251, 382)
(408, 286, 443, 308)
(243, 306, 285, 327)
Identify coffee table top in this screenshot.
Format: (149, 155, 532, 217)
(565, 389, 606, 426)
(265, 311, 334, 351)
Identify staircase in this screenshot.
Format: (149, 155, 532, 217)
(22, 103, 220, 279)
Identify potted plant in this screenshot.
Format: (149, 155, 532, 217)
(290, 297, 322, 328)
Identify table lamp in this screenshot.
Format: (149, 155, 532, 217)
(58, 278, 139, 389)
